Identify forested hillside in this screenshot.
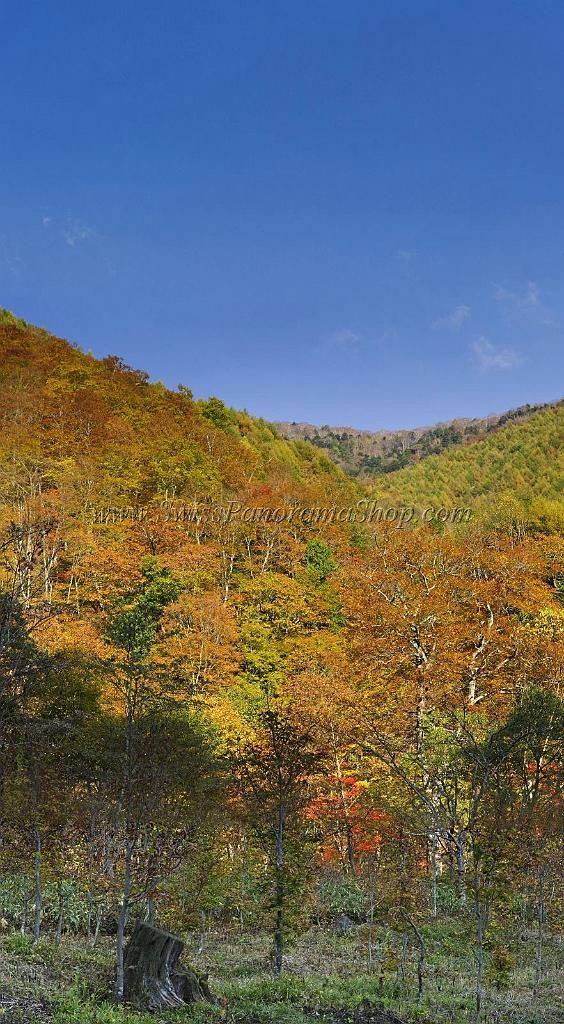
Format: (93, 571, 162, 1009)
(372, 403, 563, 533)
(0, 313, 562, 1024)
(275, 403, 556, 478)
(0, 309, 353, 506)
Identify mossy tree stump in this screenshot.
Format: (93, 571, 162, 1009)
(123, 921, 215, 1011)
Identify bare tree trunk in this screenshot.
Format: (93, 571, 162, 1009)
(533, 867, 545, 997)
(331, 725, 356, 873)
(400, 911, 425, 1000)
(55, 879, 65, 945)
(92, 902, 102, 948)
(415, 689, 425, 754)
(456, 832, 467, 906)
(115, 843, 133, 1003)
(366, 855, 377, 972)
(400, 932, 408, 985)
(21, 883, 30, 936)
(475, 911, 485, 1017)
(117, 672, 137, 1002)
(273, 801, 284, 979)
(473, 863, 489, 1018)
(429, 831, 438, 918)
(33, 830, 42, 943)
(144, 897, 155, 927)
(86, 893, 93, 943)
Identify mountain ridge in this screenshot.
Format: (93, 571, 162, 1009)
(1, 308, 561, 534)
(274, 401, 561, 479)
(0, 309, 357, 512)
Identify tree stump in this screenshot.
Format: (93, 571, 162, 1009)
(123, 921, 215, 1011)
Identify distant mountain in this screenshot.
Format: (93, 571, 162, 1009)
(372, 402, 563, 531)
(275, 404, 558, 479)
(2, 308, 560, 537)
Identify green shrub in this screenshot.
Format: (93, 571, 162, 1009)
(487, 946, 515, 990)
(3, 932, 34, 956)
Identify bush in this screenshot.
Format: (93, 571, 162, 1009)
(316, 874, 365, 921)
(486, 946, 515, 990)
(3, 932, 34, 957)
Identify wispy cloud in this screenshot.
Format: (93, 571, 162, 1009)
(329, 328, 360, 351)
(494, 280, 538, 307)
(433, 304, 470, 330)
(523, 281, 539, 307)
(472, 337, 522, 372)
(41, 214, 95, 248)
(3, 255, 24, 277)
(494, 280, 558, 326)
(63, 220, 95, 247)
(396, 249, 415, 262)
(494, 285, 513, 302)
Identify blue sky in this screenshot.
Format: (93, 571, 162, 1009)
(2, 1, 563, 429)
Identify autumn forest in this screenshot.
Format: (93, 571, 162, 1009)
(0, 311, 562, 1024)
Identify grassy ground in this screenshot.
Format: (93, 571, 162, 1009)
(0, 921, 561, 1024)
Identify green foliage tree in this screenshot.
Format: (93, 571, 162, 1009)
(234, 709, 327, 977)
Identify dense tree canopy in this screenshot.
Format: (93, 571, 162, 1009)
(0, 314, 562, 1017)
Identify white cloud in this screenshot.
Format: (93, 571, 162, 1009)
(493, 284, 514, 302)
(41, 215, 95, 247)
(396, 249, 415, 262)
(330, 328, 360, 350)
(494, 279, 558, 326)
(523, 281, 539, 307)
(433, 304, 471, 330)
(63, 220, 94, 247)
(495, 279, 539, 309)
(472, 337, 522, 371)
